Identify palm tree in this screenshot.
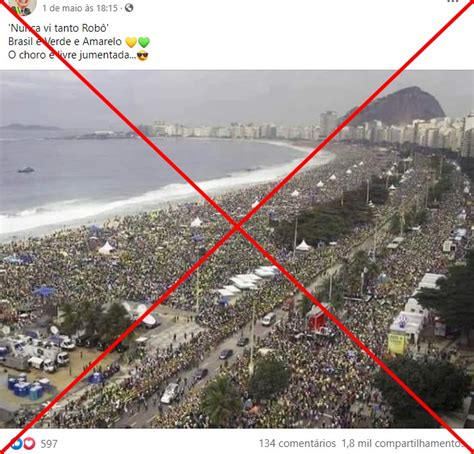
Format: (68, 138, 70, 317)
(202, 376, 241, 427)
(60, 302, 81, 335)
(81, 301, 104, 337)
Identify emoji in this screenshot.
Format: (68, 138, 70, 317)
(126, 37, 137, 48)
(23, 437, 36, 450)
(137, 50, 148, 61)
(138, 37, 150, 48)
(11, 439, 23, 451)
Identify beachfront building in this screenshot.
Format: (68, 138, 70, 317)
(320, 110, 338, 138)
(461, 112, 474, 158)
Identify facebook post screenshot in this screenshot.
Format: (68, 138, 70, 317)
(0, 0, 473, 453)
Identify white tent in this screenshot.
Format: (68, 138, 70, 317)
(405, 294, 429, 319)
(255, 268, 276, 278)
(237, 273, 261, 282)
(389, 184, 396, 190)
(316, 180, 324, 188)
(230, 277, 257, 290)
(98, 241, 115, 255)
(359, 161, 364, 166)
(329, 174, 337, 181)
(291, 190, 300, 197)
(346, 169, 352, 175)
(190, 217, 203, 228)
(251, 200, 259, 209)
(217, 289, 235, 297)
(296, 239, 311, 252)
(418, 273, 444, 290)
(224, 285, 241, 293)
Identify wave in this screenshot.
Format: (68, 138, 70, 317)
(0, 148, 333, 236)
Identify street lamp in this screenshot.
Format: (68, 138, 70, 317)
(366, 178, 370, 205)
(292, 216, 299, 259)
(249, 297, 256, 376)
(328, 241, 337, 301)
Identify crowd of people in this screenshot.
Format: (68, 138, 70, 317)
(1, 142, 462, 428)
(151, 167, 469, 429)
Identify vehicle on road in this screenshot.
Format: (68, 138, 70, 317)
(161, 383, 180, 404)
(237, 336, 249, 347)
(48, 335, 76, 351)
(28, 356, 56, 373)
(219, 349, 233, 360)
(262, 312, 276, 326)
(84, 336, 100, 349)
(193, 368, 209, 381)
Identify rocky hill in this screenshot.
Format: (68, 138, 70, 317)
(341, 86, 445, 126)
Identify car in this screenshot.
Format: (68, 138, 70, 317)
(219, 349, 233, 360)
(292, 332, 315, 342)
(262, 312, 276, 326)
(97, 339, 110, 351)
(193, 368, 209, 381)
(115, 343, 129, 353)
(75, 336, 87, 347)
(84, 336, 99, 349)
(160, 383, 179, 404)
(237, 336, 249, 347)
(60, 338, 76, 351)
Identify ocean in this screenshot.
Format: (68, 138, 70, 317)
(0, 129, 332, 239)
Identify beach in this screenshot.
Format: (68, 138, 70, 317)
(0, 136, 332, 241)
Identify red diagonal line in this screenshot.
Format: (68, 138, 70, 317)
(235, 229, 473, 451)
(1, 2, 472, 452)
(0, 3, 238, 230)
(235, 0, 474, 226)
(0, 227, 236, 452)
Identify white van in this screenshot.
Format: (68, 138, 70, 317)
(160, 383, 179, 404)
(262, 312, 276, 327)
(28, 356, 45, 370)
(57, 352, 70, 366)
(42, 358, 57, 373)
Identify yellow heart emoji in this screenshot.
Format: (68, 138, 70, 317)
(126, 37, 137, 48)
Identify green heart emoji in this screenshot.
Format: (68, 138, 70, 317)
(138, 37, 150, 48)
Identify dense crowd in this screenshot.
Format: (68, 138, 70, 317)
(1, 144, 455, 428)
(151, 170, 468, 429)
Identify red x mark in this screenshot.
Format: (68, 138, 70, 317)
(1, 1, 473, 453)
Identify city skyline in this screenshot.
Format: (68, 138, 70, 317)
(1, 70, 473, 129)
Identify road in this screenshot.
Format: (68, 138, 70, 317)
(114, 209, 406, 427)
(114, 307, 288, 427)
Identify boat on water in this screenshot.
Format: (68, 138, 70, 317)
(18, 166, 35, 173)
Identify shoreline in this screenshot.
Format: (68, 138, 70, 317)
(0, 138, 330, 243)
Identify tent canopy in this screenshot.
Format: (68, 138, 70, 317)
(98, 241, 115, 255)
(316, 180, 324, 188)
(33, 286, 56, 297)
(190, 217, 203, 228)
(296, 239, 312, 251)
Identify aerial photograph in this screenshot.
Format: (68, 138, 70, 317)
(0, 70, 473, 429)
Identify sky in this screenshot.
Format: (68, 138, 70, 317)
(1, 70, 473, 129)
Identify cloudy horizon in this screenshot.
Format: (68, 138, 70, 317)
(1, 70, 472, 130)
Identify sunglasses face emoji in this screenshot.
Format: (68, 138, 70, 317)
(137, 50, 148, 61)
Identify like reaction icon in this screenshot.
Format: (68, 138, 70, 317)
(11, 439, 23, 451)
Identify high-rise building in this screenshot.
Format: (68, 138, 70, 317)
(319, 111, 338, 138)
(461, 113, 474, 158)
